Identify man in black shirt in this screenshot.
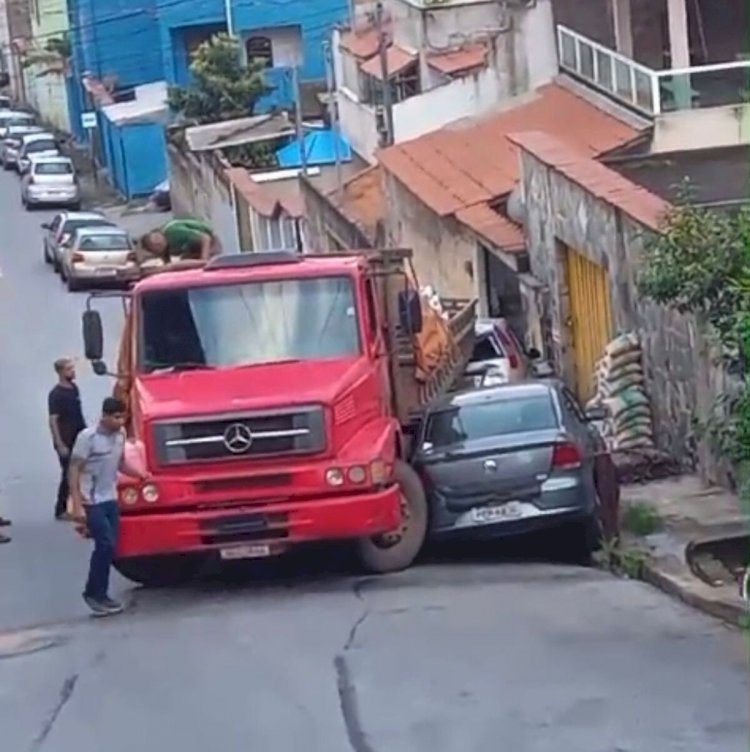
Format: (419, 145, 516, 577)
(48, 358, 86, 520)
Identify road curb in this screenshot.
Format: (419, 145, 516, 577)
(642, 559, 747, 628)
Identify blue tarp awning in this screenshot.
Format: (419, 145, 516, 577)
(275, 129, 352, 168)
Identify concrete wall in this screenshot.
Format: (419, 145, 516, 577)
(384, 171, 477, 300)
(652, 105, 750, 152)
(518, 148, 730, 468)
(167, 143, 239, 253)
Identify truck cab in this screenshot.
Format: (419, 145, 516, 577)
(82, 251, 475, 585)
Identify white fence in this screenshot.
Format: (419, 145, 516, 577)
(557, 25, 750, 117)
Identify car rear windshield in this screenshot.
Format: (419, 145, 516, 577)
(471, 335, 503, 361)
(425, 393, 558, 447)
(27, 140, 56, 153)
(62, 219, 111, 234)
(78, 234, 130, 251)
(35, 162, 72, 175)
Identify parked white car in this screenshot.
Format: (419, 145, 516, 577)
(21, 155, 80, 210)
(42, 211, 115, 271)
(16, 132, 60, 174)
(1, 125, 44, 170)
(60, 226, 138, 291)
(0, 110, 34, 139)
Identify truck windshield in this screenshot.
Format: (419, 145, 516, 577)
(139, 276, 361, 372)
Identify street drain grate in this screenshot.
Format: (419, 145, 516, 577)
(0, 629, 67, 660)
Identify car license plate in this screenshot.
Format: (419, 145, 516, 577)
(220, 544, 271, 560)
(471, 501, 523, 524)
(95, 268, 116, 276)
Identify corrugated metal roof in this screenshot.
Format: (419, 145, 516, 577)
(185, 113, 295, 151)
(102, 81, 168, 125)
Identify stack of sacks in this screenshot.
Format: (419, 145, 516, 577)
(587, 332, 655, 451)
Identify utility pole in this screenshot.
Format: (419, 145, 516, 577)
(291, 66, 307, 175)
(224, 0, 234, 35)
(375, 0, 394, 147)
(323, 40, 342, 198)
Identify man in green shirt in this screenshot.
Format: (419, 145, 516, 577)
(140, 218, 221, 263)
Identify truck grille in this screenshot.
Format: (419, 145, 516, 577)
(153, 406, 325, 464)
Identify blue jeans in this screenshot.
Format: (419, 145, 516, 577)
(84, 501, 120, 600)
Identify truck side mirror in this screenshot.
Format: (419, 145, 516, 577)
(82, 309, 103, 361)
(398, 289, 423, 335)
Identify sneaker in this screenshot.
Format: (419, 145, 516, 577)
(83, 595, 112, 617)
(0, 533, 10, 544)
(0, 517, 10, 527)
(101, 597, 124, 614)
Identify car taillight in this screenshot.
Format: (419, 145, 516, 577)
(126, 251, 136, 262)
(71, 252, 84, 263)
(497, 328, 519, 369)
(552, 441, 582, 470)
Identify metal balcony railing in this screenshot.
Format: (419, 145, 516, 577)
(557, 25, 750, 116)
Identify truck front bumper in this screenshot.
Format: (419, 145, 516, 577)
(116, 485, 402, 559)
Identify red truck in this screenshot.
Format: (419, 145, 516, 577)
(81, 249, 476, 585)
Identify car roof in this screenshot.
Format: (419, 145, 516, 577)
(73, 225, 128, 236)
(0, 110, 33, 117)
(6, 125, 41, 134)
(22, 132, 56, 143)
(475, 318, 509, 336)
(428, 379, 562, 412)
(60, 212, 108, 221)
(31, 154, 71, 163)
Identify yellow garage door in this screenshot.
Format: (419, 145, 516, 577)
(565, 248, 613, 401)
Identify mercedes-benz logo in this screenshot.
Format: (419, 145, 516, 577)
(223, 423, 253, 454)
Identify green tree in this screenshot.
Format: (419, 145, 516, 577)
(639, 195, 750, 467)
(167, 33, 270, 124)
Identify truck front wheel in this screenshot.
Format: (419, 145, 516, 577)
(114, 554, 199, 588)
(355, 461, 428, 574)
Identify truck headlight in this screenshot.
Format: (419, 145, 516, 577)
(347, 466, 366, 484)
(141, 483, 159, 503)
(325, 468, 344, 487)
(121, 487, 138, 505)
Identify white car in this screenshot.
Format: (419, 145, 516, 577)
(464, 318, 534, 386)
(0, 110, 34, 139)
(42, 211, 115, 271)
(21, 155, 80, 210)
(1, 125, 44, 170)
(60, 226, 138, 291)
(16, 132, 60, 174)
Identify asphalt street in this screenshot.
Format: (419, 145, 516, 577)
(0, 167, 747, 751)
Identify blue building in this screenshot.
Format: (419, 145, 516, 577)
(66, 0, 349, 198)
(156, 0, 348, 109)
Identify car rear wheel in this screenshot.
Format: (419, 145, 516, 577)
(355, 460, 428, 574)
(43, 243, 50, 264)
(66, 274, 80, 292)
(114, 555, 201, 588)
(564, 514, 603, 566)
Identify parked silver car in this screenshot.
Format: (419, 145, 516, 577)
(0, 110, 35, 139)
(22, 155, 80, 210)
(42, 211, 115, 271)
(415, 380, 605, 559)
(60, 226, 137, 291)
(16, 132, 60, 174)
(1, 125, 43, 170)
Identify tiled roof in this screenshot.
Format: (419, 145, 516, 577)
(427, 45, 488, 76)
(378, 83, 642, 218)
(508, 131, 668, 231)
(360, 45, 417, 80)
(226, 168, 304, 219)
(339, 23, 389, 59)
(455, 204, 525, 251)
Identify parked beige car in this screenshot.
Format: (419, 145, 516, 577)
(60, 226, 137, 291)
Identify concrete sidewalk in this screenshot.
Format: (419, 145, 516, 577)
(620, 477, 749, 626)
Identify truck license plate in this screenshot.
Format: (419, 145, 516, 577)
(220, 544, 271, 560)
(471, 501, 523, 524)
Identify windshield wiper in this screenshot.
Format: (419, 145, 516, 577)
(148, 362, 215, 373)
